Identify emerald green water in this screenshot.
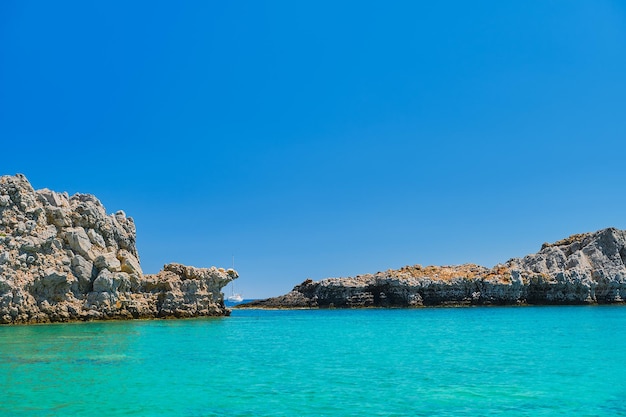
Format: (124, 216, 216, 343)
(1, 306, 625, 416)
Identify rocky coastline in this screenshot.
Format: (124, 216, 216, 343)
(0, 174, 237, 324)
(240, 227, 626, 309)
(4, 174, 626, 320)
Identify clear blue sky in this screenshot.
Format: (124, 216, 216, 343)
(1, 1, 625, 298)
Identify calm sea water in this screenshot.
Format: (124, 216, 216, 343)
(1, 306, 625, 416)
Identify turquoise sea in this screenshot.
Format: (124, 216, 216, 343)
(1, 306, 625, 416)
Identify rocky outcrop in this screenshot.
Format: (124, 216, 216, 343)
(0, 174, 237, 324)
(241, 227, 626, 308)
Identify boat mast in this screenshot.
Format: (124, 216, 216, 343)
(231, 255, 235, 296)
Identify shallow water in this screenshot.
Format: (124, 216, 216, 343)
(1, 306, 625, 416)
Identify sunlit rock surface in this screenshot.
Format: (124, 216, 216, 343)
(241, 228, 626, 308)
(0, 174, 237, 324)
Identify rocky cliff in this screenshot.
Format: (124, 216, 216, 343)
(241, 227, 626, 308)
(0, 174, 237, 324)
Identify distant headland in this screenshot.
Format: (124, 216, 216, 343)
(240, 227, 626, 309)
(0, 174, 237, 324)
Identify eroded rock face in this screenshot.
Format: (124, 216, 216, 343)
(0, 174, 237, 324)
(242, 228, 626, 309)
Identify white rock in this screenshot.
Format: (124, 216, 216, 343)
(20, 237, 42, 252)
(71, 255, 95, 291)
(87, 228, 106, 248)
(47, 206, 72, 227)
(37, 188, 67, 207)
(118, 250, 142, 275)
(93, 270, 129, 293)
(92, 270, 114, 293)
(115, 210, 126, 221)
(40, 225, 58, 241)
(94, 252, 121, 272)
(65, 228, 94, 260)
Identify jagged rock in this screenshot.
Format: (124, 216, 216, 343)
(87, 228, 106, 248)
(37, 188, 68, 208)
(94, 252, 122, 272)
(47, 206, 72, 227)
(144, 263, 236, 318)
(118, 249, 142, 275)
(71, 254, 95, 292)
(92, 270, 130, 293)
(0, 174, 237, 324)
(65, 227, 94, 260)
(241, 227, 626, 309)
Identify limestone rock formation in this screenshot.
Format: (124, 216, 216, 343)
(0, 174, 237, 324)
(241, 227, 626, 308)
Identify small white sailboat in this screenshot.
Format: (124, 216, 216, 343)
(227, 290, 243, 303)
(226, 255, 243, 302)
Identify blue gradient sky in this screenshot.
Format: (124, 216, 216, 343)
(2, 1, 625, 297)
